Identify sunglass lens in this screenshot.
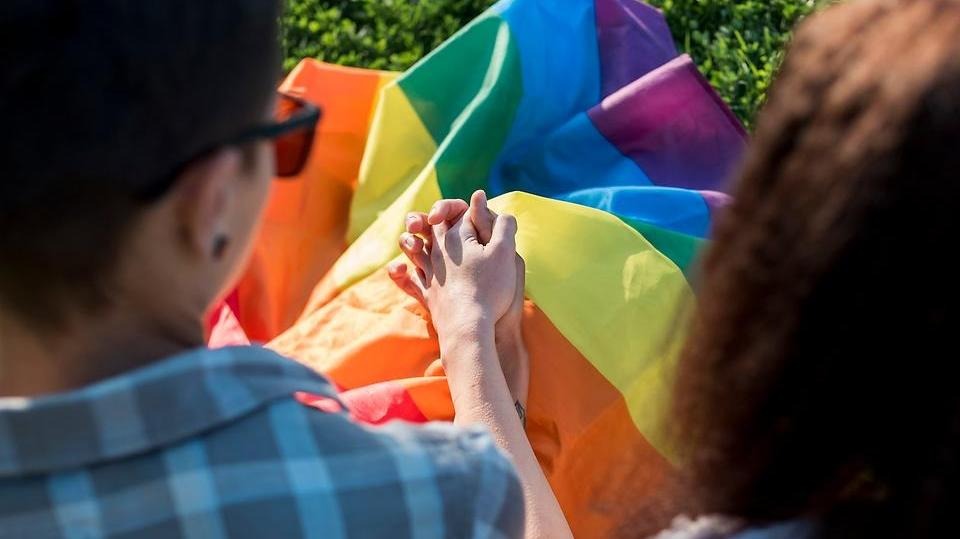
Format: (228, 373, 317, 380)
(273, 94, 316, 177)
(274, 128, 315, 177)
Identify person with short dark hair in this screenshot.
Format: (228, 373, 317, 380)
(0, 2, 526, 537)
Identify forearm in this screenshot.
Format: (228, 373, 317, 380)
(444, 327, 572, 539)
(495, 325, 529, 408)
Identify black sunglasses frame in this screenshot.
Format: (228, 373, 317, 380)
(137, 92, 322, 201)
(231, 93, 321, 149)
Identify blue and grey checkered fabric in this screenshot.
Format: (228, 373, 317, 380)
(0, 346, 524, 538)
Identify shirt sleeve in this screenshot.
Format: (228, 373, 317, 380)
(293, 399, 526, 538)
(385, 421, 526, 539)
(462, 427, 526, 538)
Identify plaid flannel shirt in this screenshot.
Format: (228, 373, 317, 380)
(0, 346, 524, 538)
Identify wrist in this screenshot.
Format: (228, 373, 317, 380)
(495, 323, 523, 352)
(494, 328, 529, 407)
(439, 318, 497, 365)
(440, 324, 508, 401)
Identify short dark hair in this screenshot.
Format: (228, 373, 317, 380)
(672, 0, 960, 537)
(0, 0, 282, 327)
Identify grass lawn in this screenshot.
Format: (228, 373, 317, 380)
(281, 0, 823, 127)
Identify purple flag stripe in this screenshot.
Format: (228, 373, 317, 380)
(594, 0, 678, 98)
(587, 55, 748, 192)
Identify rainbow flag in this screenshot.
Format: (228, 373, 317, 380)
(210, 0, 745, 535)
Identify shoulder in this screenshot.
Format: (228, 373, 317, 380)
(208, 397, 525, 538)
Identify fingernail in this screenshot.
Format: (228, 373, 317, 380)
(403, 235, 415, 248)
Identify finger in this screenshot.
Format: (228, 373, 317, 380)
(424, 359, 446, 377)
(456, 212, 480, 244)
(399, 233, 432, 276)
(427, 199, 469, 226)
(514, 254, 526, 301)
(387, 261, 406, 281)
(388, 262, 427, 305)
(489, 214, 518, 255)
(468, 190, 497, 245)
(405, 212, 430, 235)
(387, 261, 406, 276)
(406, 212, 434, 254)
(429, 223, 445, 268)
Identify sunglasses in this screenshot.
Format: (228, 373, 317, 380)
(138, 92, 321, 200)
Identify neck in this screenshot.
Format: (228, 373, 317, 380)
(0, 307, 204, 397)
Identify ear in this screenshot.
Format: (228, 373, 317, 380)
(170, 148, 244, 259)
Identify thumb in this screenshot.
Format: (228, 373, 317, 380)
(469, 190, 497, 245)
(457, 213, 480, 244)
(488, 213, 518, 256)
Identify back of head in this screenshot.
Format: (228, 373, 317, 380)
(673, 0, 960, 536)
(0, 0, 281, 327)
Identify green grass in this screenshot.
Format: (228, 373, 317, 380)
(281, 0, 493, 72)
(649, 0, 819, 128)
(281, 0, 821, 128)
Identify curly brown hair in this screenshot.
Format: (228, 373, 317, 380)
(672, 0, 960, 537)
